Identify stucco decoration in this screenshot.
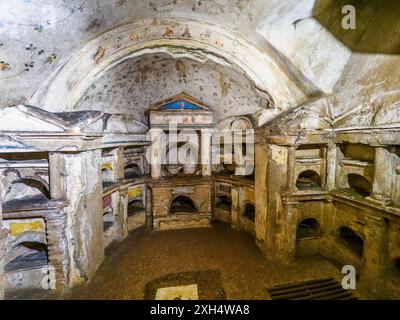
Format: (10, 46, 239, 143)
(29, 18, 309, 114)
(0, 0, 304, 107)
(75, 53, 275, 124)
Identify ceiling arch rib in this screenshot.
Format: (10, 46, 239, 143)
(74, 52, 275, 126)
(29, 18, 309, 116)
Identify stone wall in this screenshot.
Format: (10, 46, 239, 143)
(49, 151, 104, 287)
(0, 228, 7, 299)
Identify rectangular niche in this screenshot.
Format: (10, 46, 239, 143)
(339, 143, 375, 163)
(295, 145, 324, 160)
(295, 145, 326, 191)
(337, 143, 375, 197)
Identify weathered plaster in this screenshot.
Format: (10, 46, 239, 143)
(256, 0, 351, 93)
(26, 18, 308, 114)
(0, 1, 307, 110)
(331, 54, 400, 128)
(49, 151, 104, 287)
(76, 54, 274, 124)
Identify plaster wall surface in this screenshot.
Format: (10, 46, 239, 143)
(76, 54, 273, 124)
(49, 151, 104, 286)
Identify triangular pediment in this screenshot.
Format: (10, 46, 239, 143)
(149, 93, 211, 112)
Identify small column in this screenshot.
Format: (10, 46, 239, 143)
(116, 188, 128, 240)
(264, 144, 289, 260)
(325, 143, 337, 190)
(201, 129, 212, 176)
(319, 198, 335, 258)
(231, 186, 240, 230)
(278, 199, 298, 264)
(254, 143, 268, 244)
(145, 187, 153, 228)
(287, 145, 297, 192)
(113, 147, 125, 181)
(149, 129, 164, 180)
(371, 147, 393, 204)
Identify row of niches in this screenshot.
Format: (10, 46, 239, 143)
(102, 162, 143, 187)
(0, 148, 147, 206)
(215, 194, 255, 222)
(295, 144, 375, 197)
(101, 146, 146, 188)
(0, 148, 148, 292)
(0, 153, 50, 206)
(162, 143, 200, 176)
(294, 170, 373, 197)
(338, 143, 400, 203)
(296, 219, 364, 256)
(0, 154, 57, 292)
(291, 143, 400, 203)
(214, 142, 254, 180)
(293, 144, 377, 194)
(295, 217, 400, 283)
(102, 183, 146, 242)
(2, 218, 50, 291)
(0, 162, 144, 207)
(157, 143, 254, 179)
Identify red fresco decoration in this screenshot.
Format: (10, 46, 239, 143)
(103, 195, 112, 209)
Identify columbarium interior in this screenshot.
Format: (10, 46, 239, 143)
(0, 0, 400, 300)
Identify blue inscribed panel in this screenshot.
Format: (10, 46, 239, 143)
(162, 99, 202, 110)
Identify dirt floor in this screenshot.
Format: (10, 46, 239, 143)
(6, 222, 346, 300)
(66, 222, 344, 300)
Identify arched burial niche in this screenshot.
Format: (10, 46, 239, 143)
(128, 199, 145, 216)
(244, 202, 255, 222)
(165, 141, 199, 176)
(296, 170, 321, 190)
(103, 208, 114, 231)
(339, 227, 364, 257)
(216, 195, 232, 212)
(390, 258, 400, 279)
(169, 196, 198, 215)
(340, 143, 375, 163)
(101, 167, 114, 187)
(230, 118, 252, 130)
(296, 218, 321, 239)
(125, 163, 142, 179)
(347, 174, 372, 197)
(4, 179, 50, 202)
(5, 240, 48, 272)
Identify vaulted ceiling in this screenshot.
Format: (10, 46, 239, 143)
(1, 0, 399, 127)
